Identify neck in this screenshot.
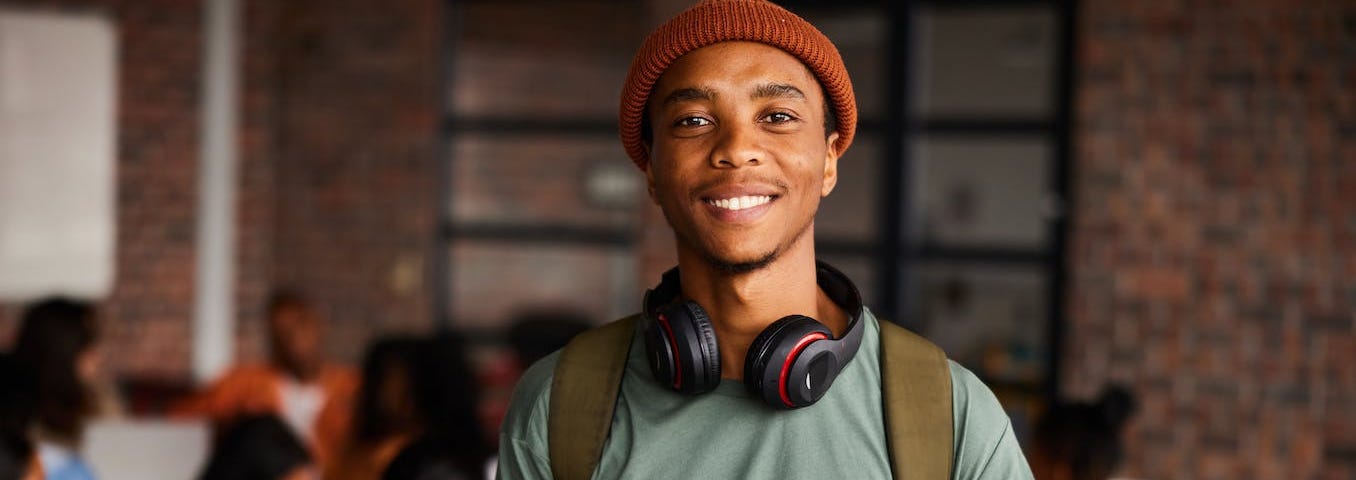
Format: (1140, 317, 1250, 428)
(35, 425, 83, 450)
(674, 240, 848, 380)
(272, 358, 319, 383)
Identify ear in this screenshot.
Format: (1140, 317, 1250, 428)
(820, 132, 840, 197)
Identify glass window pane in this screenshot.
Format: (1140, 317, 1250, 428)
(914, 6, 1056, 119)
(799, 8, 888, 122)
(449, 242, 638, 329)
(910, 262, 1047, 385)
(450, 135, 642, 228)
(816, 135, 880, 242)
(450, 1, 645, 119)
(910, 136, 1051, 248)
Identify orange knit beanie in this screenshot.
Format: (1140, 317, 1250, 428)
(618, 0, 857, 170)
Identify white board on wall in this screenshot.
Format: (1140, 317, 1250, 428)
(0, 10, 117, 301)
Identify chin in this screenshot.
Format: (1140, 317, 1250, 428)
(703, 248, 779, 274)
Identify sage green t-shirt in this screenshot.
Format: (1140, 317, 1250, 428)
(497, 309, 1033, 479)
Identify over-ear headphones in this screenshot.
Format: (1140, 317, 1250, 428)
(641, 261, 865, 409)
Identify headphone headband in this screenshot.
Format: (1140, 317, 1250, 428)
(641, 261, 866, 407)
(644, 261, 864, 344)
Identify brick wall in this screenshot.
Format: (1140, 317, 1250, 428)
(267, 0, 442, 362)
(234, 0, 281, 363)
(1067, 1, 1356, 478)
(0, 0, 442, 376)
(0, 0, 203, 379)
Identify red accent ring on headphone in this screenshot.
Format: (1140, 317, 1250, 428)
(656, 313, 683, 390)
(778, 332, 828, 407)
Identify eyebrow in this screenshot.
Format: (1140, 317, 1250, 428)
(660, 83, 807, 107)
(752, 83, 806, 100)
(661, 87, 716, 107)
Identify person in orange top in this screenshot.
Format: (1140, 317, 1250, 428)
(176, 291, 358, 472)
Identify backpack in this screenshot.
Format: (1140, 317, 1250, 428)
(547, 314, 954, 479)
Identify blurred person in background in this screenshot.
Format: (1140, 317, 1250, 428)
(334, 333, 492, 480)
(505, 311, 591, 369)
(398, 334, 493, 479)
(328, 337, 422, 480)
(477, 311, 592, 442)
(1029, 385, 1136, 480)
(175, 290, 358, 473)
(197, 415, 315, 480)
(381, 437, 475, 480)
(0, 353, 40, 480)
(0, 426, 40, 480)
(12, 299, 106, 480)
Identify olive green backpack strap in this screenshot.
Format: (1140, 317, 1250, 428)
(548, 315, 638, 480)
(879, 319, 955, 480)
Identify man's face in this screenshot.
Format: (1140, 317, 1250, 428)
(645, 41, 840, 271)
(269, 304, 322, 378)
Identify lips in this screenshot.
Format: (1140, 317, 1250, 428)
(698, 184, 781, 222)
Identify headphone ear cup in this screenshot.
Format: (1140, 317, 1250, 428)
(647, 302, 721, 395)
(743, 315, 831, 408)
(642, 313, 680, 389)
(682, 303, 722, 393)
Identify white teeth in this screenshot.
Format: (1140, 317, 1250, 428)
(707, 195, 772, 211)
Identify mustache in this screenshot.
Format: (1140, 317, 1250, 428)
(690, 175, 790, 195)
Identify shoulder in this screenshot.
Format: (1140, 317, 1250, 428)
(946, 361, 1034, 479)
(320, 364, 360, 393)
(947, 361, 1008, 427)
(218, 363, 279, 382)
(501, 350, 561, 444)
(496, 350, 561, 478)
(500, 315, 639, 475)
(38, 441, 96, 480)
(172, 364, 281, 417)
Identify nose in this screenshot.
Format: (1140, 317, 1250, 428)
(708, 122, 764, 169)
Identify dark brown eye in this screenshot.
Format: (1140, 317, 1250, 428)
(676, 116, 712, 128)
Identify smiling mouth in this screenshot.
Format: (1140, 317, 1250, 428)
(704, 195, 775, 211)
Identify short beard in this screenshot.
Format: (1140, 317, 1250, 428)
(709, 250, 779, 275)
(657, 187, 818, 277)
(659, 208, 784, 276)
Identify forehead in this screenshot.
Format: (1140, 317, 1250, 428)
(652, 41, 822, 102)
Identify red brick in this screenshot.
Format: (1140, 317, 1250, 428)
(1067, 0, 1355, 477)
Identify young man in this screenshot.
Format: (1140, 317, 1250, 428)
(498, 1, 1033, 478)
(175, 291, 357, 472)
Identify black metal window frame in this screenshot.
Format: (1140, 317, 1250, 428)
(434, 0, 1076, 401)
(775, 0, 1075, 401)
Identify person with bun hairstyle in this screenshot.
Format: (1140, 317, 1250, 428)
(496, 1, 1033, 478)
(1030, 386, 1137, 480)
